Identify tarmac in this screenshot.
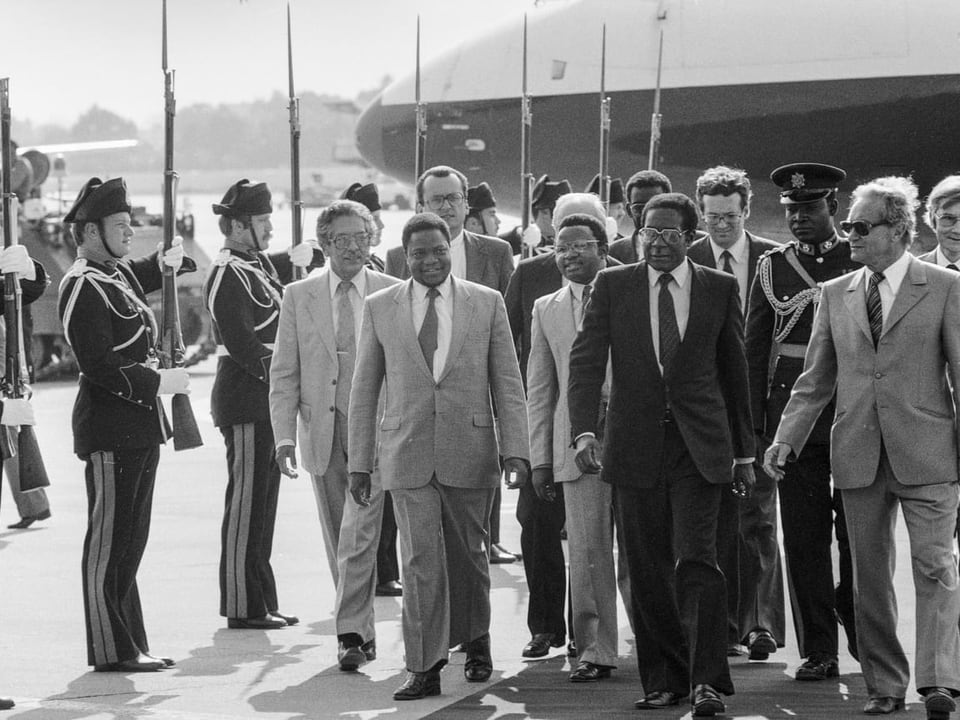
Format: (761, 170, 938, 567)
(0, 359, 926, 719)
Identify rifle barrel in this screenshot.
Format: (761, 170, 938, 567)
(287, 2, 303, 280)
(520, 15, 533, 258)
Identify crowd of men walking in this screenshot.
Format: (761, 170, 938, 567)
(2, 158, 960, 719)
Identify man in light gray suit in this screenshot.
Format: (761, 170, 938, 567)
(526, 212, 619, 683)
(766, 177, 960, 719)
(269, 200, 399, 671)
(349, 212, 529, 701)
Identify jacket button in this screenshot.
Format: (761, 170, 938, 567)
(874, 372, 882, 379)
(332, 379, 337, 385)
(329, 406, 335, 412)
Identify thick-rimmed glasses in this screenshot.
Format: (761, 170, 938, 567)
(555, 240, 599, 255)
(639, 227, 686, 245)
(425, 193, 465, 210)
(330, 232, 371, 250)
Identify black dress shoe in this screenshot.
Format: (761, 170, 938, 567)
(8, 509, 51, 529)
(747, 628, 778, 661)
(924, 687, 956, 720)
(692, 684, 725, 717)
(634, 690, 686, 709)
(94, 656, 165, 673)
(393, 669, 441, 700)
(567, 640, 577, 657)
(489, 543, 520, 564)
(0, 697, 14, 710)
(863, 696, 905, 714)
(569, 661, 611, 683)
(361, 639, 377, 661)
(270, 611, 299, 626)
(795, 656, 839, 681)
(375, 580, 403, 596)
(464, 633, 493, 682)
(227, 614, 286, 629)
(338, 643, 367, 671)
(522, 632, 561, 658)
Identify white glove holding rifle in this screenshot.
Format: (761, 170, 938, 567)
(156, 235, 184, 272)
(288, 241, 316, 269)
(0, 245, 36, 281)
(1, 398, 35, 427)
(157, 368, 190, 395)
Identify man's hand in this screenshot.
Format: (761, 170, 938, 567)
(0, 245, 36, 281)
(762, 442, 793, 481)
(157, 368, 190, 395)
(531, 467, 556, 502)
(349, 471, 372, 506)
(503, 457, 528, 489)
(574, 436, 603, 474)
(288, 242, 315, 269)
(276, 445, 298, 478)
(731, 463, 756, 498)
(0, 398, 34, 427)
(157, 235, 184, 271)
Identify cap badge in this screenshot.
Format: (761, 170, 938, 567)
(791, 173, 806, 189)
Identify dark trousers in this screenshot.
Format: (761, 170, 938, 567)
(82, 446, 159, 666)
(616, 423, 733, 696)
(778, 444, 855, 659)
(219, 420, 281, 619)
(717, 487, 740, 646)
(517, 479, 567, 641)
(376, 491, 400, 585)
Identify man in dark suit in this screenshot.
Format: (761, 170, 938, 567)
(569, 192, 755, 717)
(686, 166, 784, 661)
(607, 170, 672, 264)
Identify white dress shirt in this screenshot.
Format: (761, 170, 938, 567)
(412, 275, 453, 381)
(449, 230, 467, 279)
(647, 259, 692, 375)
(709, 233, 749, 312)
(862, 251, 911, 327)
(328, 267, 367, 338)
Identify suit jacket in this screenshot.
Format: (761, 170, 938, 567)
(528, 285, 605, 483)
(568, 259, 754, 487)
(774, 255, 960, 489)
(269, 267, 399, 476)
(686, 230, 780, 313)
(385, 230, 514, 294)
(505, 251, 621, 386)
(348, 275, 529, 490)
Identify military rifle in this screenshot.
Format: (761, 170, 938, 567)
(598, 24, 611, 209)
(0, 77, 50, 490)
(519, 14, 534, 259)
(414, 16, 427, 186)
(648, 26, 665, 171)
(160, 0, 202, 450)
(286, 2, 304, 281)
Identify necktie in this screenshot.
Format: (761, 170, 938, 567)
(866, 271, 884, 348)
(335, 281, 356, 412)
(580, 284, 592, 324)
(419, 287, 440, 372)
(721, 249, 740, 295)
(658, 274, 680, 372)
(948, 263, 959, 272)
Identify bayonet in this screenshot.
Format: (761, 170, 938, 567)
(520, 14, 533, 258)
(599, 24, 611, 208)
(414, 16, 427, 185)
(287, 1, 303, 280)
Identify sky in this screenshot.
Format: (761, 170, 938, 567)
(4, 0, 539, 127)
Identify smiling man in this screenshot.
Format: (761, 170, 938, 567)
(766, 177, 960, 718)
(920, 175, 960, 270)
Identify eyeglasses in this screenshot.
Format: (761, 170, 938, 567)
(639, 227, 686, 245)
(936, 213, 960, 228)
(555, 240, 599, 256)
(424, 193, 465, 210)
(628, 202, 646, 216)
(704, 212, 743, 226)
(839, 219, 891, 237)
(330, 232, 371, 250)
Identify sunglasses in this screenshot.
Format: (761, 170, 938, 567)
(840, 219, 891, 237)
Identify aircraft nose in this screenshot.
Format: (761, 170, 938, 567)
(356, 95, 386, 172)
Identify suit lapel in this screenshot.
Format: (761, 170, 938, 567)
(547, 285, 578, 345)
(306, 270, 337, 362)
(746, 231, 761, 291)
(440, 276, 473, 382)
(463, 231, 484, 283)
(632, 262, 656, 366)
(843, 270, 874, 346)
(396, 280, 436, 381)
(884, 255, 928, 336)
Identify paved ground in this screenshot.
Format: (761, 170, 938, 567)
(0, 362, 923, 719)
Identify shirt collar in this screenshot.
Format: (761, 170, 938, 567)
(647, 258, 691, 288)
(935, 246, 958, 267)
(865, 251, 911, 292)
(328, 267, 367, 301)
(568, 280, 587, 301)
(450, 230, 465, 248)
(709, 233, 748, 265)
(412, 274, 453, 301)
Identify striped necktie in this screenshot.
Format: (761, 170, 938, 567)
(866, 271, 884, 347)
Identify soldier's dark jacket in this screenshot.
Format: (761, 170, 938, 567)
(745, 234, 861, 445)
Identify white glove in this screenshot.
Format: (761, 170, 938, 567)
(605, 216, 619, 243)
(522, 224, 542, 248)
(288, 242, 315, 269)
(1, 398, 35, 427)
(157, 368, 190, 395)
(157, 236, 184, 271)
(0, 245, 36, 281)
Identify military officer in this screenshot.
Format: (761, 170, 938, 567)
(58, 176, 192, 671)
(204, 179, 312, 630)
(744, 162, 859, 680)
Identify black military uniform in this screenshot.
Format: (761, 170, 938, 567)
(205, 179, 302, 627)
(58, 177, 192, 669)
(499, 175, 571, 254)
(745, 163, 859, 676)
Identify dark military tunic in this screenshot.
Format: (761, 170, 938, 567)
(745, 234, 860, 663)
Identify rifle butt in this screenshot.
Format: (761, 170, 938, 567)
(172, 393, 203, 451)
(17, 426, 50, 491)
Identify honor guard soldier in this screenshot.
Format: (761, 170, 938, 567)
(340, 182, 386, 272)
(744, 162, 859, 680)
(58, 176, 192, 672)
(465, 182, 502, 238)
(205, 179, 310, 630)
(585, 173, 626, 231)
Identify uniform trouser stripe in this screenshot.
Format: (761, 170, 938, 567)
(224, 424, 255, 617)
(86, 452, 117, 665)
